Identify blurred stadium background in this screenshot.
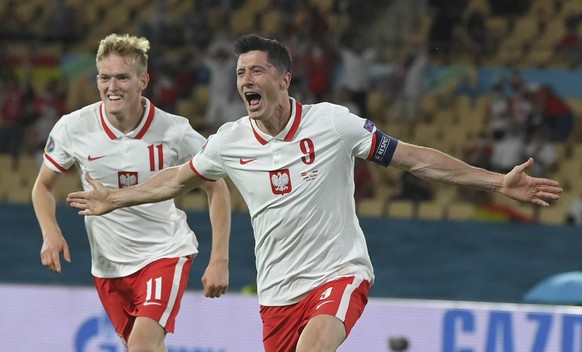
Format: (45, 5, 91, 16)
(2, 0, 582, 350)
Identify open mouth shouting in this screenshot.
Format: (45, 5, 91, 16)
(245, 92, 262, 111)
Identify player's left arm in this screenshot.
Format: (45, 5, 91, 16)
(199, 178, 231, 298)
(389, 141, 562, 206)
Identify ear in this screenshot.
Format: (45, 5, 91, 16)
(140, 73, 150, 91)
(280, 72, 292, 89)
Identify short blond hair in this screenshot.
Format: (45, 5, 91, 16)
(96, 33, 150, 75)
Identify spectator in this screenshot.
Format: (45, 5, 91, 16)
(463, 10, 490, 55)
(485, 82, 511, 140)
(31, 79, 66, 164)
(390, 171, 433, 203)
(0, 70, 35, 167)
(43, 0, 81, 44)
(150, 65, 178, 114)
(558, 16, 582, 68)
(337, 32, 377, 117)
(490, 122, 525, 174)
(330, 87, 361, 115)
(182, 2, 212, 50)
(427, 2, 463, 62)
(393, 43, 429, 126)
(523, 128, 558, 178)
(462, 130, 493, 170)
(505, 68, 535, 135)
(530, 84, 574, 142)
(303, 42, 336, 101)
(0, 0, 29, 41)
(202, 36, 245, 133)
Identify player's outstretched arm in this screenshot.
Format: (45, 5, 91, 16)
(67, 162, 204, 215)
(390, 142, 562, 206)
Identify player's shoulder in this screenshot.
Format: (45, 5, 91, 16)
(56, 102, 100, 128)
(150, 105, 203, 134)
(152, 105, 191, 125)
(215, 116, 250, 135)
(303, 101, 351, 124)
(306, 101, 350, 115)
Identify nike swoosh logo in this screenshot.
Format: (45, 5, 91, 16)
(239, 158, 256, 165)
(316, 300, 334, 310)
(88, 155, 106, 161)
(143, 301, 162, 306)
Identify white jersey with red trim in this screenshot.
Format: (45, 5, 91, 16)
(44, 98, 203, 278)
(191, 98, 398, 306)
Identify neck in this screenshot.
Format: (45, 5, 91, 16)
(108, 98, 145, 133)
(256, 98, 292, 136)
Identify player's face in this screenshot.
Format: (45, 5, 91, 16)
(236, 50, 289, 121)
(96, 54, 149, 118)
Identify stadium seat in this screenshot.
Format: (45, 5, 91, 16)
(417, 201, 445, 220)
(528, 0, 556, 22)
(357, 198, 387, 217)
(326, 13, 351, 35)
(495, 38, 525, 65)
(486, 17, 510, 43)
(229, 8, 256, 37)
(243, 0, 272, 14)
(559, 0, 582, 19)
(467, 0, 491, 14)
(537, 206, 568, 225)
(260, 9, 283, 37)
(512, 16, 541, 45)
(386, 199, 415, 219)
(446, 201, 476, 220)
(310, 0, 335, 13)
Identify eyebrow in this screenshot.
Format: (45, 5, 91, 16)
(98, 73, 131, 78)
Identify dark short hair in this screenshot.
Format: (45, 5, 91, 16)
(234, 34, 292, 74)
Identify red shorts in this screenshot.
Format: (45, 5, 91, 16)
(94, 255, 193, 342)
(260, 276, 370, 352)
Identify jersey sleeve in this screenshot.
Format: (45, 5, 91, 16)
(190, 133, 226, 181)
(331, 105, 398, 167)
(43, 116, 75, 173)
(177, 121, 207, 163)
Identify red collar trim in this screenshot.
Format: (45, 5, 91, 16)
(99, 103, 117, 140)
(99, 101, 156, 140)
(284, 100, 302, 142)
(251, 99, 303, 145)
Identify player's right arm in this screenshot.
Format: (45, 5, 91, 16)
(68, 161, 206, 216)
(31, 164, 71, 273)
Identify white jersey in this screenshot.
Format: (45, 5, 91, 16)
(191, 98, 398, 306)
(44, 98, 204, 278)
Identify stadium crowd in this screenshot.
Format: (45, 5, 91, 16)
(1, 0, 581, 225)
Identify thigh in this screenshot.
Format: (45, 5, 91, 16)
(260, 276, 370, 352)
(306, 276, 370, 335)
(134, 256, 193, 334)
(128, 316, 167, 352)
(260, 304, 304, 352)
(94, 277, 133, 343)
(295, 276, 370, 351)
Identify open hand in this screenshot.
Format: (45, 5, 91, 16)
(502, 158, 563, 207)
(67, 173, 116, 215)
